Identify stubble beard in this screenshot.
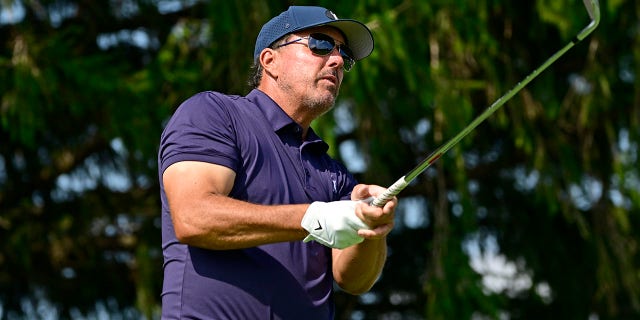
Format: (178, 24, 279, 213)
(279, 76, 340, 118)
(302, 85, 339, 116)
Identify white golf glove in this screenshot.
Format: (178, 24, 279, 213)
(301, 201, 370, 249)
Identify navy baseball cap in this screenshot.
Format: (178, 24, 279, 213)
(254, 6, 374, 62)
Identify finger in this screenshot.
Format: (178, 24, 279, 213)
(357, 201, 394, 226)
(355, 200, 379, 223)
(351, 184, 371, 200)
(382, 196, 398, 212)
(364, 199, 396, 217)
(357, 223, 393, 239)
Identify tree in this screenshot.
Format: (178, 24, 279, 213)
(1, 0, 638, 319)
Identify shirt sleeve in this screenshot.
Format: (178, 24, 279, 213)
(159, 91, 239, 175)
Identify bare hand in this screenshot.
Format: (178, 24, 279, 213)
(350, 184, 397, 239)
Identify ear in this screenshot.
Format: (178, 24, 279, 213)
(259, 48, 278, 79)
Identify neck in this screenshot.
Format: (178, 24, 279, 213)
(257, 84, 316, 136)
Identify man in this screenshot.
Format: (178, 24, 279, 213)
(159, 6, 398, 319)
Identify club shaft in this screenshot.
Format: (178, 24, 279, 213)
(371, 3, 600, 208)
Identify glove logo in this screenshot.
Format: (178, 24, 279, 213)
(314, 221, 323, 231)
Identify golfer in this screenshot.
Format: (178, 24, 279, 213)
(159, 6, 397, 319)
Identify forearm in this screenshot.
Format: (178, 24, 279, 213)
(172, 193, 309, 250)
(332, 237, 388, 295)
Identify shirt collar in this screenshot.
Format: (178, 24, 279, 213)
(247, 89, 329, 153)
(247, 89, 293, 132)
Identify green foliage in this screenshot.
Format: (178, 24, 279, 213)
(1, 0, 639, 319)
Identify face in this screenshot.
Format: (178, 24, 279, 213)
(272, 27, 348, 118)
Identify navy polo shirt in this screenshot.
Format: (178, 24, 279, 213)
(158, 89, 357, 319)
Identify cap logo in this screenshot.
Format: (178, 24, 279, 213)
(325, 10, 338, 20)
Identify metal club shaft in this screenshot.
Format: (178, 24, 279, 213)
(371, 0, 600, 207)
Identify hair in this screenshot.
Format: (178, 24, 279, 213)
(247, 35, 292, 89)
(247, 63, 263, 89)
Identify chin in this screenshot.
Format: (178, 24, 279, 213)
(306, 96, 336, 114)
(325, 87, 340, 100)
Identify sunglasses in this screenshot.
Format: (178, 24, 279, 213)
(276, 33, 356, 72)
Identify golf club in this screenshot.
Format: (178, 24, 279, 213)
(371, 0, 601, 207)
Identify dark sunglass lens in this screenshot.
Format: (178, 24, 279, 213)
(308, 34, 335, 55)
(308, 33, 355, 71)
(339, 47, 355, 71)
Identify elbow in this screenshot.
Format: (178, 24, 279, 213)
(170, 207, 200, 244)
(173, 221, 204, 245)
(337, 283, 373, 296)
(334, 276, 375, 296)
(172, 218, 226, 249)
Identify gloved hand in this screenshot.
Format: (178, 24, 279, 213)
(301, 201, 370, 249)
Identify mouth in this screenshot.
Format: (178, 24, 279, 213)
(318, 71, 340, 86)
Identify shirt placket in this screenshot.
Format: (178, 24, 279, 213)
(299, 141, 330, 201)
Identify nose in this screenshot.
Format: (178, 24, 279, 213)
(327, 46, 344, 68)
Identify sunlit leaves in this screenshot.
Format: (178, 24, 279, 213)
(1, 0, 640, 319)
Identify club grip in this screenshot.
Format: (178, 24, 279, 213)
(371, 177, 409, 207)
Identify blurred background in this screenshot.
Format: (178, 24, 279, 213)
(1, 0, 639, 319)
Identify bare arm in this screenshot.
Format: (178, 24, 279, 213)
(332, 185, 397, 294)
(164, 160, 396, 289)
(162, 161, 308, 250)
